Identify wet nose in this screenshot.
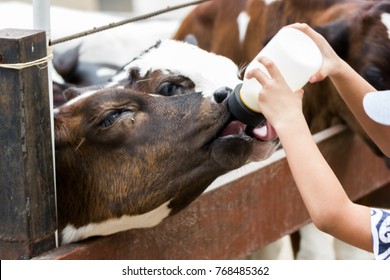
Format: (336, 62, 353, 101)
(213, 87, 232, 104)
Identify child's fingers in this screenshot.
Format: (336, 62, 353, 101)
(257, 57, 285, 83)
(245, 65, 271, 86)
(288, 23, 323, 45)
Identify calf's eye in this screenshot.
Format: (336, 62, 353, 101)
(157, 82, 184, 96)
(100, 109, 133, 128)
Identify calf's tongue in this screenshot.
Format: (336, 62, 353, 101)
(252, 120, 278, 141)
(220, 120, 246, 136)
(220, 119, 278, 141)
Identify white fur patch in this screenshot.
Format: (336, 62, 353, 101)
(61, 201, 171, 244)
(381, 13, 390, 39)
(237, 12, 250, 44)
(263, 0, 281, 5)
(124, 40, 241, 95)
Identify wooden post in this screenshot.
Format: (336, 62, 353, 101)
(0, 29, 56, 259)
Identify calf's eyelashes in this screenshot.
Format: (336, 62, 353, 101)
(99, 109, 135, 128)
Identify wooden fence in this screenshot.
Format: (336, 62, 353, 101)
(1, 29, 389, 260)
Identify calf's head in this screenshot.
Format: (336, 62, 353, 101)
(107, 39, 279, 160)
(55, 40, 279, 244)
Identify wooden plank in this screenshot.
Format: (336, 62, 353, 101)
(0, 29, 56, 259)
(35, 127, 390, 259)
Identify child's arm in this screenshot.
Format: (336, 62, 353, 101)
(278, 106, 372, 252)
(246, 57, 373, 252)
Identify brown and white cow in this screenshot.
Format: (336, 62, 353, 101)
(174, 0, 390, 155)
(55, 40, 279, 244)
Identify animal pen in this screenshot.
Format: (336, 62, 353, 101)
(1, 1, 390, 260)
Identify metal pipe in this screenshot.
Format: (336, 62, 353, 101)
(33, 0, 58, 248)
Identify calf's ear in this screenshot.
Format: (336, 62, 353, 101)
(315, 19, 350, 59)
(53, 44, 81, 79)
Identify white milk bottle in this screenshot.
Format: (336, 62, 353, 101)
(228, 27, 323, 126)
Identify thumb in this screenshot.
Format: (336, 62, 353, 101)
(309, 71, 327, 83)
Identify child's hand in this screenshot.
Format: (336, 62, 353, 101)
(245, 57, 305, 131)
(288, 23, 344, 83)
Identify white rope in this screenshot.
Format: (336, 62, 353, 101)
(0, 53, 53, 70)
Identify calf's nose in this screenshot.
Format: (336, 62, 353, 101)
(213, 87, 232, 104)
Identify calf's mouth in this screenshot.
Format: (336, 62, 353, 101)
(209, 107, 279, 168)
(220, 118, 278, 142)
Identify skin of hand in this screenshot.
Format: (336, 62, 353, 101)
(245, 56, 305, 133)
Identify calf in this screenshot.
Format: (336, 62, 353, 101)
(55, 40, 279, 244)
(174, 0, 390, 154)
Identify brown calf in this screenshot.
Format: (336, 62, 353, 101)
(55, 40, 279, 244)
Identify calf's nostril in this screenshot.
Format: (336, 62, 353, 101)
(213, 86, 232, 103)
